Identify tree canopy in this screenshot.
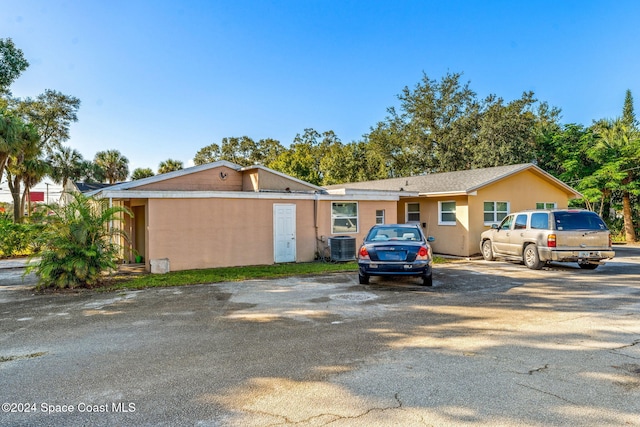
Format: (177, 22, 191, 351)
(0, 38, 29, 94)
(1, 36, 639, 242)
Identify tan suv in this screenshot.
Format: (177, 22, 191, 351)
(480, 209, 615, 270)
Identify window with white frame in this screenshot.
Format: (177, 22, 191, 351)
(331, 202, 358, 233)
(375, 209, 385, 224)
(484, 201, 509, 224)
(439, 201, 456, 225)
(536, 202, 557, 209)
(406, 203, 420, 222)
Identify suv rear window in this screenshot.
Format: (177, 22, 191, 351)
(553, 211, 608, 231)
(531, 212, 549, 230)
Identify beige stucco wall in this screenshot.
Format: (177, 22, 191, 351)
(144, 197, 316, 271)
(136, 166, 243, 191)
(467, 169, 572, 254)
(397, 196, 471, 256)
(393, 169, 574, 257)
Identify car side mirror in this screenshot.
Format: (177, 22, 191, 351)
(491, 224, 499, 230)
(427, 236, 435, 242)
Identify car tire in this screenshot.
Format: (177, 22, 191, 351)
(482, 240, 495, 261)
(358, 273, 369, 285)
(578, 263, 599, 270)
(421, 273, 433, 287)
(523, 244, 544, 270)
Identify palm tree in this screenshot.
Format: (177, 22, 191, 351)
(131, 167, 155, 180)
(590, 118, 640, 242)
(21, 156, 50, 216)
(47, 145, 83, 188)
(158, 158, 183, 174)
(94, 150, 129, 184)
(78, 160, 105, 183)
(27, 192, 132, 289)
(4, 118, 41, 221)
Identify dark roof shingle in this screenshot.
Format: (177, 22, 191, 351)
(325, 163, 578, 196)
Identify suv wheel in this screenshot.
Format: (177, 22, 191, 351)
(482, 240, 495, 261)
(523, 244, 544, 270)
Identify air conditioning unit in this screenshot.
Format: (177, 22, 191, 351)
(328, 236, 356, 261)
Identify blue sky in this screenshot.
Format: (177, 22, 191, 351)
(3, 0, 640, 178)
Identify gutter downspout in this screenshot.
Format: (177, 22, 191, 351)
(314, 191, 319, 259)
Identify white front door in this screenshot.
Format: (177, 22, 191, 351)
(274, 204, 296, 263)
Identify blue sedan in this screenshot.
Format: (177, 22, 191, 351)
(357, 224, 435, 286)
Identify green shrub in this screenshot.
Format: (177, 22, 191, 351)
(0, 214, 43, 258)
(27, 193, 132, 289)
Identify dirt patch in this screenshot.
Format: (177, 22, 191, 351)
(0, 352, 47, 363)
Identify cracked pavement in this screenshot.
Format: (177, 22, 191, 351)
(1, 247, 639, 426)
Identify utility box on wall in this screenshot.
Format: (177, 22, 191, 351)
(328, 236, 356, 261)
(150, 258, 170, 274)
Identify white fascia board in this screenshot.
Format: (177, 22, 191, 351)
(97, 190, 318, 200)
(419, 191, 468, 198)
(316, 193, 404, 201)
(325, 188, 419, 198)
(96, 190, 405, 202)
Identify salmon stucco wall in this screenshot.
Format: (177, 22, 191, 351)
(136, 166, 243, 191)
(145, 198, 316, 271)
(316, 200, 398, 249)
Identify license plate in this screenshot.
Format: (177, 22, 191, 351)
(579, 251, 599, 258)
(404, 264, 413, 269)
(369, 263, 378, 269)
(382, 252, 404, 261)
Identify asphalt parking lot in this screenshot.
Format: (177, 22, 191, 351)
(1, 247, 639, 426)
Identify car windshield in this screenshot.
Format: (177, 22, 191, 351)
(366, 227, 422, 242)
(553, 211, 608, 231)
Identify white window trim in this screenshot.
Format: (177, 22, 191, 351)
(406, 202, 420, 223)
(484, 201, 510, 226)
(331, 201, 359, 234)
(438, 201, 457, 226)
(376, 209, 385, 224)
(536, 202, 557, 210)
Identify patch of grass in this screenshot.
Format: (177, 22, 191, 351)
(97, 256, 449, 292)
(100, 261, 360, 291)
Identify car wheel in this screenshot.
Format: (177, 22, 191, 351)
(358, 273, 369, 284)
(421, 272, 433, 287)
(578, 263, 599, 270)
(482, 240, 495, 261)
(523, 244, 544, 270)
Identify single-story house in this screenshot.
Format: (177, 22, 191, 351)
(86, 161, 410, 272)
(80, 161, 580, 271)
(326, 163, 582, 257)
